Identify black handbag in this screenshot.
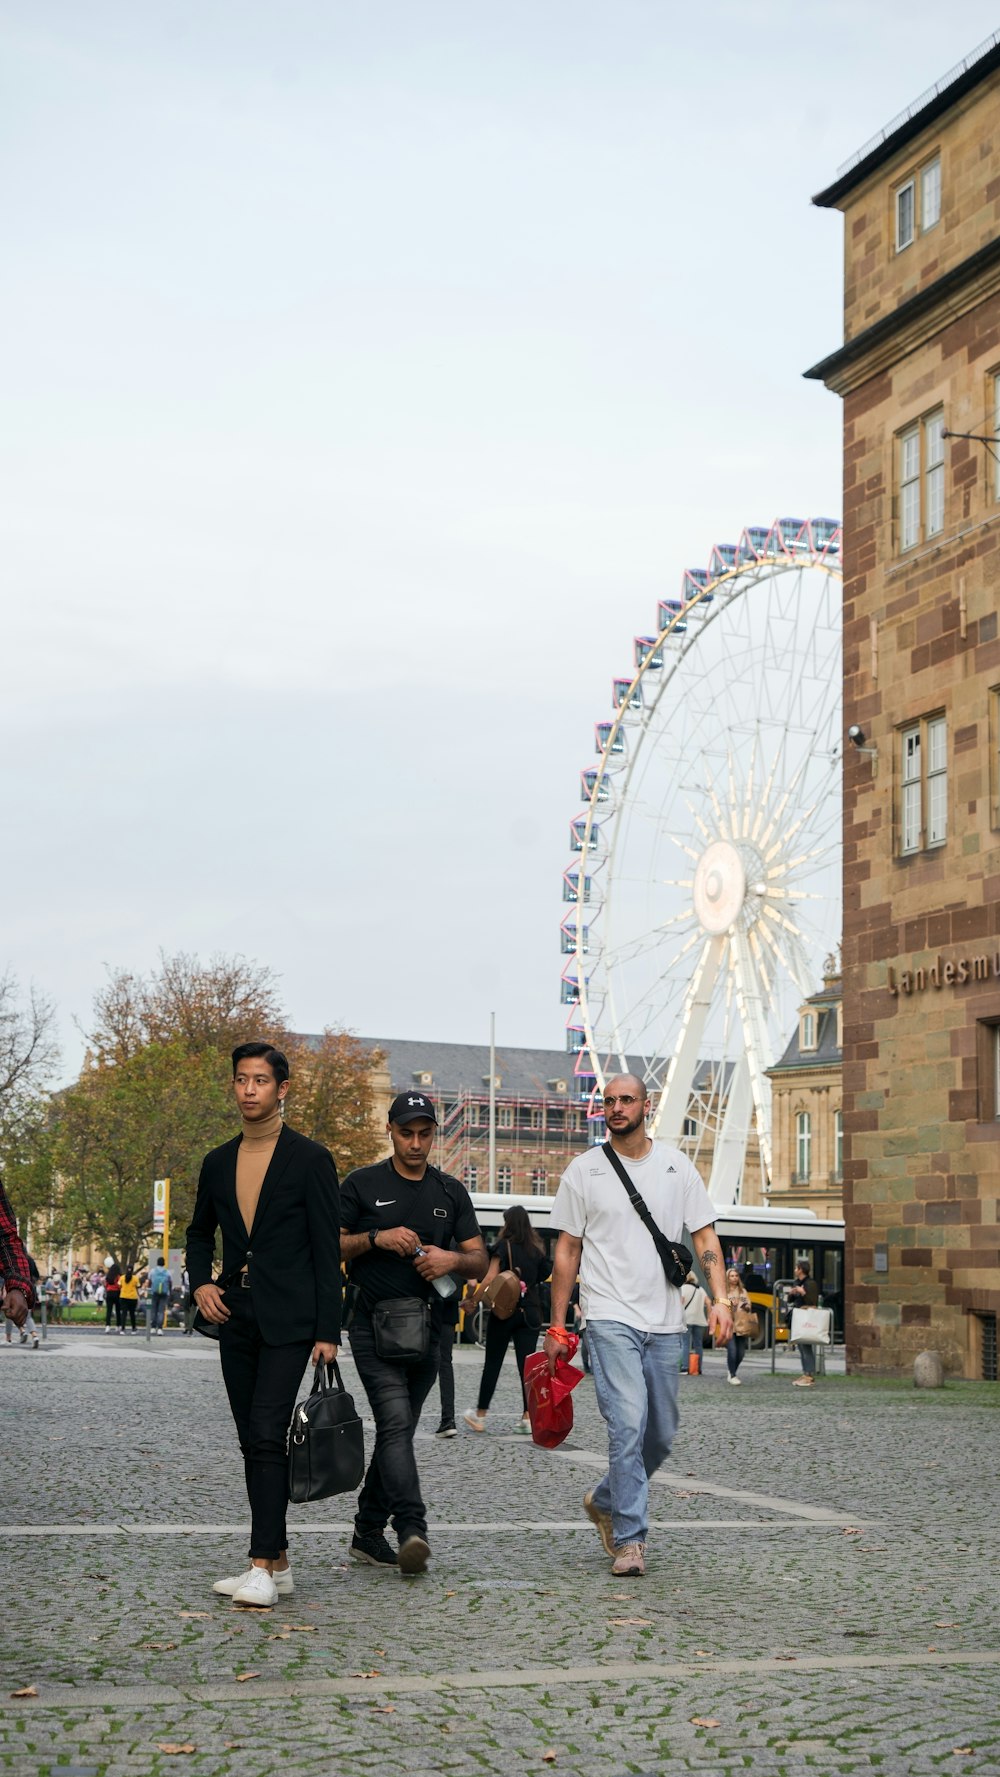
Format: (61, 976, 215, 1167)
(602, 1142, 692, 1289)
(287, 1360, 366, 1503)
(371, 1295, 432, 1363)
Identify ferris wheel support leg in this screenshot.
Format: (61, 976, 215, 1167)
(729, 928, 774, 1184)
(648, 935, 724, 1144)
(707, 1050, 752, 1208)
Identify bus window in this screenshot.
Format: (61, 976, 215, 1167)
(792, 1246, 815, 1275)
(821, 1247, 842, 1299)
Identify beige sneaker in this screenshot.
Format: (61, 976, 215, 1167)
(611, 1541, 646, 1578)
(583, 1490, 616, 1557)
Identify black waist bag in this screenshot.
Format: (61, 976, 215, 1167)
(287, 1360, 365, 1503)
(372, 1295, 432, 1363)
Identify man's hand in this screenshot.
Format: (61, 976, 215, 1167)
(374, 1225, 420, 1258)
(193, 1283, 230, 1325)
(707, 1302, 733, 1346)
(312, 1341, 339, 1367)
(411, 1244, 453, 1281)
(2, 1288, 28, 1329)
(543, 1331, 565, 1377)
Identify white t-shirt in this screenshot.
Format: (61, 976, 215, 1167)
(550, 1142, 716, 1334)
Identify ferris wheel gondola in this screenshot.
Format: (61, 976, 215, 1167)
(561, 517, 843, 1204)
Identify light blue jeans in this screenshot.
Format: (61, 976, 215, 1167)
(586, 1321, 682, 1547)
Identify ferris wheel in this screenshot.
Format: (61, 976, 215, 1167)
(561, 517, 843, 1205)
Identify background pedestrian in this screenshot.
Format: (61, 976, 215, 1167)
(118, 1266, 139, 1333)
(724, 1266, 752, 1385)
(680, 1271, 709, 1375)
(789, 1260, 820, 1388)
(463, 1205, 550, 1434)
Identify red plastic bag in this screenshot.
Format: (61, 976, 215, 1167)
(524, 1336, 584, 1449)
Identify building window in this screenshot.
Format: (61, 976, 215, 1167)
(921, 156, 941, 230)
(682, 1115, 698, 1138)
(976, 1022, 1000, 1122)
(900, 714, 947, 853)
(496, 1164, 512, 1191)
(800, 1012, 817, 1052)
(895, 155, 940, 251)
(994, 375, 1000, 502)
(529, 1168, 548, 1196)
(898, 409, 945, 551)
(834, 1109, 843, 1179)
(925, 411, 945, 536)
(895, 178, 915, 250)
(467, 1102, 480, 1127)
(529, 1107, 543, 1131)
(795, 1112, 812, 1182)
(497, 1105, 513, 1129)
(463, 1165, 478, 1191)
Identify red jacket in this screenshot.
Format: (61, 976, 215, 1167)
(0, 1179, 34, 1308)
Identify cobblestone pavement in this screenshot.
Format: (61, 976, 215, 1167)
(1, 1332, 998, 1776)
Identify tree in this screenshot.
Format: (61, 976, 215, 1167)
(284, 1030, 386, 1177)
(89, 952, 285, 1064)
(0, 969, 59, 1156)
(54, 1040, 234, 1265)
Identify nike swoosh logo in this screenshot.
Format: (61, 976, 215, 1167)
(374, 1199, 396, 1208)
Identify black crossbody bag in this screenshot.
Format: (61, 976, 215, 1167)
(602, 1142, 692, 1289)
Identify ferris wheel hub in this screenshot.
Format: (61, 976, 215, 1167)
(693, 840, 746, 936)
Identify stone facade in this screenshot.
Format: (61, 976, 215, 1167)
(807, 42, 1000, 1376)
(766, 968, 844, 1221)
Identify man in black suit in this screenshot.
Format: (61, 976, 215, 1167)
(186, 1041, 341, 1610)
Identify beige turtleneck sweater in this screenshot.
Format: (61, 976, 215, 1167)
(236, 1108, 283, 1235)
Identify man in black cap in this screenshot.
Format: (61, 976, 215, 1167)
(339, 1092, 486, 1575)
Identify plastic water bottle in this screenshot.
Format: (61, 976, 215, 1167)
(414, 1249, 458, 1299)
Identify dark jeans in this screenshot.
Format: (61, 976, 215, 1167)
(437, 1322, 456, 1423)
(219, 1289, 312, 1560)
(477, 1311, 539, 1412)
(349, 1310, 439, 1543)
(117, 1299, 137, 1330)
(798, 1339, 817, 1376)
(151, 1293, 168, 1329)
(105, 1294, 119, 1326)
(726, 1334, 748, 1377)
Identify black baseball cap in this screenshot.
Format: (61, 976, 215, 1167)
(388, 1092, 438, 1127)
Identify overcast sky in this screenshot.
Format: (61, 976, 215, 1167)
(3, 1, 997, 1082)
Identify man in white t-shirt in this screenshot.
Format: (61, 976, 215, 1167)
(545, 1074, 733, 1578)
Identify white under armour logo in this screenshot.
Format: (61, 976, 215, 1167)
(408, 1095, 425, 1106)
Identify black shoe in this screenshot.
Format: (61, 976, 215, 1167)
(349, 1531, 398, 1568)
(435, 1420, 458, 1438)
(397, 1534, 430, 1576)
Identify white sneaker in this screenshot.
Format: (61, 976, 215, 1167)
(156, 1328, 164, 1337)
(727, 1374, 742, 1386)
(463, 1409, 486, 1432)
(231, 1567, 279, 1608)
(214, 1566, 294, 1597)
(105, 1326, 113, 1335)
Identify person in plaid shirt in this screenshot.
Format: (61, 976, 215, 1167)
(0, 1177, 35, 1328)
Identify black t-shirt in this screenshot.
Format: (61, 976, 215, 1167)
(340, 1158, 480, 1311)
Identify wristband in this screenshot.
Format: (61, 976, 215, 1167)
(547, 1325, 572, 1345)
(368, 1229, 379, 1249)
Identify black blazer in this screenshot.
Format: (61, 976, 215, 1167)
(185, 1123, 341, 1346)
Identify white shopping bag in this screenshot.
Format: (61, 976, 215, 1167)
(790, 1306, 832, 1346)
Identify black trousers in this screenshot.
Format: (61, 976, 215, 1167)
(437, 1322, 456, 1422)
(219, 1289, 312, 1560)
(105, 1294, 118, 1326)
(476, 1312, 539, 1412)
(117, 1299, 137, 1330)
(349, 1311, 439, 1543)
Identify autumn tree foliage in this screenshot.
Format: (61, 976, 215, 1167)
(285, 1029, 386, 1178)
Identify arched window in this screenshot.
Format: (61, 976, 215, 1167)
(834, 1109, 843, 1179)
(796, 1111, 812, 1181)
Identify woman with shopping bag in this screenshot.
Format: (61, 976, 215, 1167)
(788, 1261, 821, 1388)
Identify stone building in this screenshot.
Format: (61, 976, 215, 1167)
(806, 33, 1000, 1376)
(360, 1036, 764, 1203)
(765, 964, 844, 1221)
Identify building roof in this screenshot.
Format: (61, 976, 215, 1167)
(765, 996, 842, 1077)
(813, 30, 1000, 209)
(352, 1035, 725, 1101)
